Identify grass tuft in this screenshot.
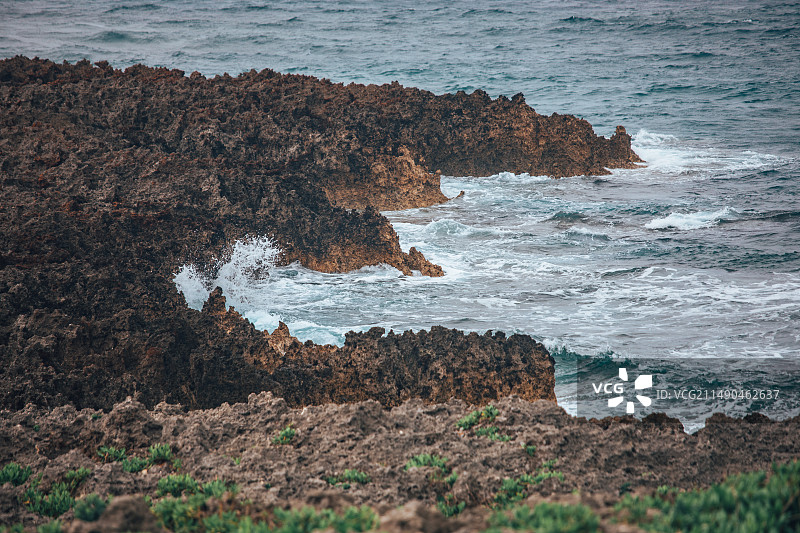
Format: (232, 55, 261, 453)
(0, 462, 32, 486)
(73, 493, 107, 522)
(325, 469, 371, 488)
(148, 443, 174, 464)
(614, 459, 800, 533)
(121, 456, 149, 473)
(157, 473, 200, 498)
(456, 405, 499, 430)
(271, 425, 296, 445)
(97, 445, 127, 463)
(487, 502, 599, 532)
(21, 481, 74, 518)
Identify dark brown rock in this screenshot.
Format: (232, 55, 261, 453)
(1, 56, 596, 412)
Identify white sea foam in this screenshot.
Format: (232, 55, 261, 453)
(645, 207, 734, 230)
(629, 129, 782, 179)
(173, 235, 281, 310)
(172, 264, 210, 310)
(490, 171, 552, 182)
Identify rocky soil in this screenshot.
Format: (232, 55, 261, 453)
(0, 56, 637, 412)
(1, 394, 797, 531)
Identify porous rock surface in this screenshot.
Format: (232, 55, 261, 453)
(1, 395, 796, 530)
(0, 55, 634, 412)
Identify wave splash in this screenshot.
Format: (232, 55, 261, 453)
(173, 236, 281, 310)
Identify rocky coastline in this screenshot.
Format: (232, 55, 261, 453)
(0, 56, 638, 412)
(3, 57, 796, 532)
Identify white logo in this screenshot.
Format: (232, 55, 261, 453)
(592, 367, 653, 414)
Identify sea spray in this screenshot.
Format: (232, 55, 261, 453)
(174, 235, 281, 310)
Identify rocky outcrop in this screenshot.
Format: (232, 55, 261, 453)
(1, 395, 796, 528)
(0, 280, 553, 410)
(0, 56, 638, 412)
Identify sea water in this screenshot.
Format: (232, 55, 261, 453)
(3, 0, 799, 428)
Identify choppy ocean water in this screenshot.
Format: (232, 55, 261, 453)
(3, 0, 799, 428)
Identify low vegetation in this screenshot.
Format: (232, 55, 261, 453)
(96, 445, 127, 463)
(406, 454, 463, 516)
(474, 426, 512, 442)
(456, 405, 499, 430)
(486, 502, 600, 532)
(21, 480, 74, 518)
(614, 459, 800, 532)
(149, 443, 175, 464)
(457, 405, 513, 442)
(96, 443, 177, 473)
(272, 425, 296, 445)
(492, 460, 565, 510)
(157, 473, 200, 497)
(0, 462, 32, 486)
(2, 450, 797, 532)
(325, 469, 371, 489)
(73, 493, 108, 522)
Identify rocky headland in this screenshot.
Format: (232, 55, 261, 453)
(0, 56, 638, 412)
(5, 57, 795, 532)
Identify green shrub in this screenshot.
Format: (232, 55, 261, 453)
(203, 510, 239, 533)
(122, 456, 149, 473)
(64, 467, 91, 492)
(97, 445, 127, 463)
(493, 477, 530, 509)
(474, 426, 512, 442)
(456, 405, 499, 430)
(404, 454, 450, 474)
(437, 494, 466, 517)
(2, 525, 25, 533)
(492, 460, 564, 510)
(487, 502, 599, 532)
(334, 506, 379, 532)
(153, 494, 205, 533)
(22, 481, 74, 518)
(523, 444, 537, 457)
(272, 425, 296, 445)
(37, 522, 62, 533)
(148, 443, 174, 464)
(272, 505, 378, 533)
(233, 517, 271, 533)
(0, 462, 32, 486)
(74, 493, 107, 522)
(202, 479, 239, 498)
(325, 469, 371, 487)
(157, 473, 200, 497)
(444, 471, 458, 488)
(615, 459, 800, 533)
(524, 470, 565, 485)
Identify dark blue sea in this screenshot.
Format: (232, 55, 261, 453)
(3, 0, 799, 429)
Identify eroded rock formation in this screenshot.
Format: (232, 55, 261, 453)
(0, 56, 638, 411)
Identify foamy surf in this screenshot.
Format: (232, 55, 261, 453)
(629, 129, 783, 181)
(645, 207, 734, 230)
